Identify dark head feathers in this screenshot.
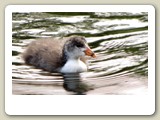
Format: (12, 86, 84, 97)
(66, 36, 87, 49)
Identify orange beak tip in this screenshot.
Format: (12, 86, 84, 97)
(92, 54, 96, 58)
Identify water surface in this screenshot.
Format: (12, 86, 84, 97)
(12, 12, 148, 95)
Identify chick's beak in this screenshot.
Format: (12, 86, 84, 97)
(84, 47, 96, 58)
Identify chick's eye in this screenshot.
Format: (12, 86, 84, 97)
(75, 43, 84, 48)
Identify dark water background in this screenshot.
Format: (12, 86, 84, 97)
(12, 12, 148, 95)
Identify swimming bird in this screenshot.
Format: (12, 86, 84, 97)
(22, 36, 96, 73)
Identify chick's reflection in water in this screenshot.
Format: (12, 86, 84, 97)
(63, 73, 92, 95)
